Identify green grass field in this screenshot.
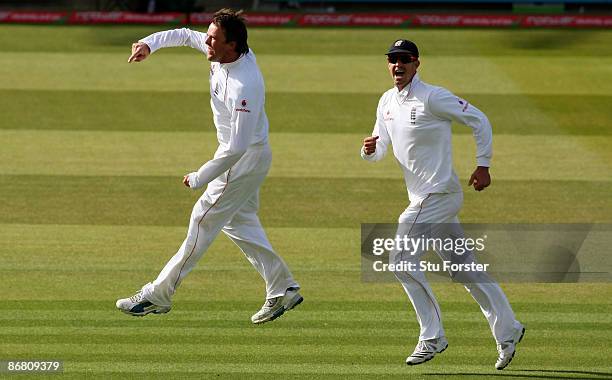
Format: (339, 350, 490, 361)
(1, 25, 611, 379)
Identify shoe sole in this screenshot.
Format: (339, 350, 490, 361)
(496, 327, 526, 370)
(118, 307, 171, 317)
(252, 295, 304, 325)
(406, 343, 448, 366)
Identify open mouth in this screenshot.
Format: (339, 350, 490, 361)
(394, 69, 405, 79)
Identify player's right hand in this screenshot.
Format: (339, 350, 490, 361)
(362, 136, 379, 155)
(183, 175, 191, 188)
(128, 42, 151, 63)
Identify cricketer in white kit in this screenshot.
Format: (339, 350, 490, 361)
(361, 39, 525, 370)
(116, 9, 302, 324)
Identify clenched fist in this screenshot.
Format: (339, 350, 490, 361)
(362, 136, 379, 155)
(468, 166, 491, 191)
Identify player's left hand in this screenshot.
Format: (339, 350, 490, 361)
(468, 166, 491, 191)
(183, 175, 191, 188)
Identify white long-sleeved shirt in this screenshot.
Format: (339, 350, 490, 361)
(140, 28, 269, 188)
(361, 73, 492, 201)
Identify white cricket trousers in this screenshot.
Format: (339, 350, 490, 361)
(141, 144, 299, 307)
(391, 192, 522, 344)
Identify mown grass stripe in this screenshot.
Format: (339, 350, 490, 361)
(0, 300, 609, 313)
(1, 175, 611, 226)
(0, 302, 612, 314)
(26, 361, 612, 375)
(0, 334, 415, 346)
(4, 343, 610, 359)
(1, 319, 609, 332)
(0, 310, 608, 323)
(1, 343, 409, 356)
(5, 269, 609, 303)
(2, 52, 612, 96)
(38, 371, 612, 380)
(2, 130, 611, 181)
(0, 352, 608, 367)
(2, 89, 612, 135)
(1, 320, 612, 338)
(4, 26, 612, 57)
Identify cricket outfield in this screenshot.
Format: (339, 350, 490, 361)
(0, 25, 611, 378)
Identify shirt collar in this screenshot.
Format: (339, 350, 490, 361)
(394, 73, 421, 96)
(219, 50, 249, 69)
(394, 73, 420, 102)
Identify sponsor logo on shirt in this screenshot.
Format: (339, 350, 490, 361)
(457, 97, 469, 112)
(236, 99, 251, 112)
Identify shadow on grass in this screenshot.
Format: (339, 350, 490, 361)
(500, 30, 592, 53)
(422, 368, 612, 379)
(517, 369, 612, 377)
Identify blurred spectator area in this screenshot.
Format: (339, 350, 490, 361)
(0, 0, 610, 12)
(261, 0, 612, 13)
(0, 0, 252, 12)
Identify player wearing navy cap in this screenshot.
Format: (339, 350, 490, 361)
(362, 39, 525, 369)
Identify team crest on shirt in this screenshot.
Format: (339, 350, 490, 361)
(410, 107, 417, 124)
(241, 99, 247, 106)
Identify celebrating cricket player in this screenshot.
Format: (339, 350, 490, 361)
(116, 9, 302, 324)
(361, 39, 525, 369)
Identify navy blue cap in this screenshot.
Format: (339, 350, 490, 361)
(386, 39, 419, 57)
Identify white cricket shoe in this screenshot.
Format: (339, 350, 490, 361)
(116, 290, 171, 317)
(495, 325, 526, 370)
(251, 287, 303, 324)
(406, 336, 448, 365)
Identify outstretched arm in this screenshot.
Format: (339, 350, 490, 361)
(127, 28, 208, 63)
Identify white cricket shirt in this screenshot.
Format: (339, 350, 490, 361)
(140, 28, 269, 188)
(362, 73, 492, 201)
